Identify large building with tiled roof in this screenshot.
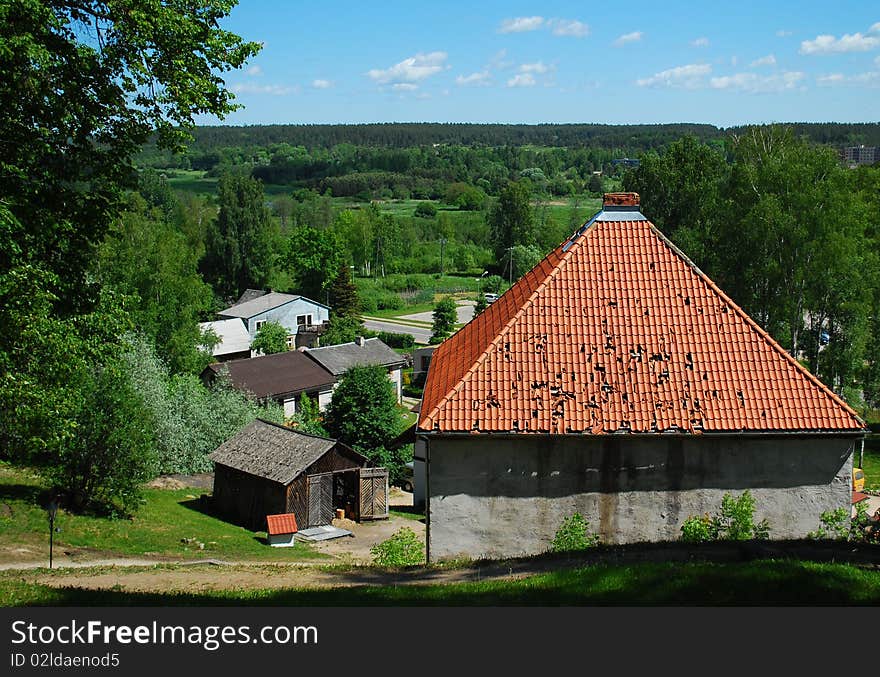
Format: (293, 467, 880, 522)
(417, 193, 865, 561)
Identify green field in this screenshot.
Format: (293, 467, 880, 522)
(0, 464, 328, 564)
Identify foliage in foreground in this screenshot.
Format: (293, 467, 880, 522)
(370, 527, 425, 567)
(550, 513, 600, 553)
(680, 491, 770, 542)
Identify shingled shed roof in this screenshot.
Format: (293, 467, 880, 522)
(209, 419, 364, 485)
(418, 194, 864, 435)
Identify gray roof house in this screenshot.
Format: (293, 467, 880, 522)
(304, 337, 406, 403)
(219, 291, 330, 350)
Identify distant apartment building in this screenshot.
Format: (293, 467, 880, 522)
(841, 145, 877, 167)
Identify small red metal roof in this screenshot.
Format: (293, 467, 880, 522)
(266, 513, 298, 535)
(852, 491, 869, 505)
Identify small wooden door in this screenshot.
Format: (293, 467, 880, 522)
(307, 473, 334, 527)
(359, 467, 388, 520)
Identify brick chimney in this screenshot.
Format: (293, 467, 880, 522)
(603, 192, 640, 208)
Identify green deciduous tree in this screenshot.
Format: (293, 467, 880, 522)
(202, 172, 278, 301)
(623, 135, 727, 269)
(96, 190, 215, 374)
(488, 181, 534, 266)
(323, 365, 406, 476)
(430, 297, 457, 343)
(285, 224, 341, 302)
(45, 357, 158, 515)
(0, 0, 260, 313)
(0, 1, 259, 505)
(251, 320, 289, 355)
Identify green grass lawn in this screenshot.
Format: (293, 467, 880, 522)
(4, 559, 880, 606)
(0, 464, 328, 564)
(860, 437, 879, 490)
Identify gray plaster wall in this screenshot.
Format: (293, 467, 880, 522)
(425, 435, 855, 561)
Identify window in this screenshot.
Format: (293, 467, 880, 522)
(296, 314, 313, 327)
(254, 319, 266, 332)
(286, 335, 296, 349)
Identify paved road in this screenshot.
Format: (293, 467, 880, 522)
(398, 300, 476, 325)
(362, 318, 433, 345)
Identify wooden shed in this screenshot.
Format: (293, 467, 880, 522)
(209, 419, 388, 531)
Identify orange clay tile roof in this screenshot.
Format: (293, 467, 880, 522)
(266, 513, 298, 535)
(418, 205, 864, 435)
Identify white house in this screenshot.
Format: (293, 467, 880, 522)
(219, 291, 330, 351)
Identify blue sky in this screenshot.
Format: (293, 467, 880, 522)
(199, 1, 880, 127)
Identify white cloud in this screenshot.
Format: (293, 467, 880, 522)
(548, 18, 589, 37)
(499, 16, 544, 33)
(312, 79, 332, 89)
(817, 71, 880, 87)
(246, 65, 263, 76)
(750, 54, 777, 67)
(519, 61, 551, 74)
(507, 73, 537, 88)
(636, 63, 710, 88)
(455, 71, 491, 86)
(776, 29, 792, 38)
(367, 52, 448, 85)
(870, 22, 880, 34)
(800, 33, 880, 55)
(709, 71, 805, 93)
(691, 37, 710, 48)
(816, 73, 846, 86)
(231, 82, 295, 96)
(614, 31, 643, 47)
(392, 83, 419, 91)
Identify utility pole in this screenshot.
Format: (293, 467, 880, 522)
(46, 498, 58, 569)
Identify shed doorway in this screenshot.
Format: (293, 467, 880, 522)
(305, 470, 363, 527)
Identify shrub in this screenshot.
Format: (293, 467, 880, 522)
(812, 502, 880, 542)
(371, 527, 425, 566)
(808, 507, 850, 540)
(414, 202, 437, 218)
(378, 331, 415, 349)
(679, 491, 770, 542)
(550, 513, 600, 552)
(680, 514, 717, 543)
(715, 491, 769, 540)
